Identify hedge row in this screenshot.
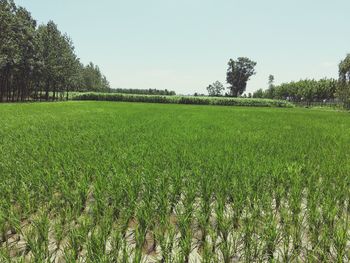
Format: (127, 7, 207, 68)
(72, 93, 294, 108)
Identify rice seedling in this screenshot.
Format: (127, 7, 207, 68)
(0, 101, 349, 262)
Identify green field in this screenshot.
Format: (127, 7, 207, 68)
(0, 102, 349, 262)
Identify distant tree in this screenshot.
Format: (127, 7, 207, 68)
(207, 81, 225, 96)
(337, 54, 350, 102)
(252, 89, 264, 98)
(80, 62, 110, 92)
(265, 75, 276, 98)
(263, 78, 337, 102)
(102, 75, 110, 90)
(226, 57, 257, 97)
(206, 85, 214, 96)
(339, 54, 350, 84)
(268, 75, 274, 88)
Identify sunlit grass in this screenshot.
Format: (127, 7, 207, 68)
(0, 101, 349, 262)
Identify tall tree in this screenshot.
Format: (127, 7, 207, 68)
(37, 21, 63, 100)
(0, 0, 110, 102)
(0, 0, 19, 101)
(339, 54, 350, 84)
(337, 54, 350, 102)
(265, 75, 275, 98)
(226, 57, 257, 97)
(15, 6, 37, 101)
(268, 75, 275, 88)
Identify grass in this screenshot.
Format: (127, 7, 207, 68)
(0, 101, 349, 262)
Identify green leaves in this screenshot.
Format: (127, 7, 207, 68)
(0, 1, 110, 102)
(226, 57, 257, 97)
(207, 81, 225, 97)
(254, 78, 339, 103)
(0, 102, 349, 261)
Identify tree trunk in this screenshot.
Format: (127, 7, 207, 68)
(45, 79, 50, 101)
(66, 85, 69, 101)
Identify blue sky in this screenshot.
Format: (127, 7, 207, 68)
(16, 0, 350, 94)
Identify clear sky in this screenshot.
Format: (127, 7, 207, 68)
(16, 0, 350, 95)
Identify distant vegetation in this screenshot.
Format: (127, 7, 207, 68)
(226, 57, 257, 97)
(252, 55, 350, 106)
(206, 57, 258, 98)
(1, 0, 349, 107)
(203, 55, 350, 110)
(111, 88, 176, 96)
(206, 81, 225, 97)
(0, 0, 110, 102)
(253, 78, 338, 102)
(73, 92, 293, 107)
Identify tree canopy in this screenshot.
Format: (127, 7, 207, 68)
(253, 54, 350, 103)
(252, 78, 337, 102)
(207, 81, 225, 96)
(0, 0, 110, 102)
(226, 57, 257, 97)
(339, 54, 350, 84)
(337, 54, 350, 102)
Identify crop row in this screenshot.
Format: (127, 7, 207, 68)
(72, 93, 294, 108)
(0, 102, 349, 262)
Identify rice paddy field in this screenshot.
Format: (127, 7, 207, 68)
(0, 101, 349, 262)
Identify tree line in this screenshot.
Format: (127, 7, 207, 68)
(0, 0, 110, 102)
(252, 78, 338, 102)
(253, 55, 350, 103)
(207, 55, 350, 106)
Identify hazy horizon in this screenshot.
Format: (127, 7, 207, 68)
(16, 0, 350, 95)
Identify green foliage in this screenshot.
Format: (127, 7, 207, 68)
(268, 75, 275, 87)
(111, 88, 176, 96)
(337, 54, 350, 104)
(0, 102, 349, 262)
(226, 57, 257, 97)
(206, 81, 225, 96)
(335, 83, 350, 106)
(72, 92, 293, 107)
(252, 88, 264, 98)
(79, 62, 110, 93)
(339, 54, 350, 84)
(253, 78, 338, 102)
(252, 54, 350, 107)
(0, 0, 110, 102)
